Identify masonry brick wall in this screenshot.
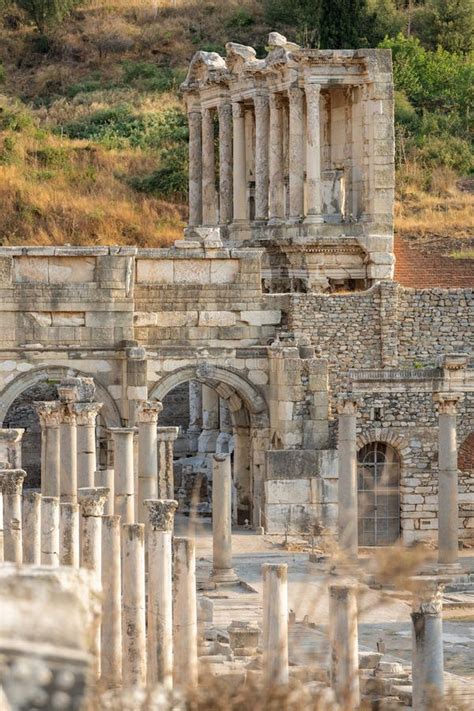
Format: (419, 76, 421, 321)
(394, 235, 474, 289)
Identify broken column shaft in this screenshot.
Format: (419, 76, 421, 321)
(173, 536, 198, 689)
(411, 578, 445, 710)
(59, 501, 80, 567)
(262, 563, 289, 687)
(137, 400, 163, 523)
(329, 581, 360, 708)
(41, 496, 60, 566)
(22, 491, 41, 565)
(211, 453, 238, 583)
(157, 426, 179, 499)
(0, 469, 26, 563)
(101, 515, 122, 689)
(110, 427, 136, 524)
(122, 523, 147, 687)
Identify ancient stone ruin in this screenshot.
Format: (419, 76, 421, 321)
(0, 33, 472, 710)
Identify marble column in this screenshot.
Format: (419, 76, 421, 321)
(101, 515, 122, 689)
(198, 384, 219, 453)
(109, 427, 136, 524)
(433, 393, 462, 568)
(41, 496, 60, 566)
(22, 491, 41, 565)
(337, 398, 359, 558)
(262, 563, 288, 686)
(173, 536, 198, 689)
(202, 107, 218, 226)
(232, 101, 247, 223)
(78, 487, 108, 582)
(60, 501, 80, 567)
(304, 82, 324, 224)
(254, 94, 269, 222)
(137, 400, 163, 524)
(211, 453, 238, 583)
(59, 403, 77, 503)
(157, 427, 179, 500)
(95, 468, 114, 515)
(188, 107, 203, 227)
(145, 499, 178, 687)
(288, 86, 305, 223)
(122, 523, 147, 687)
(187, 380, 202, 453)
(411, 577, 445, 710)
(216, 397, 233, 454)
(269, 93, 285, 224)
(75, 402, 102, 490)
(0, 469, 26, 563)
(218, 102, 233, 224)
(329, 581, 360, 708)
(34, 401, 62, 497)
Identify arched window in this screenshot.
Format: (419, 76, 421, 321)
(357, 442, 401, 546)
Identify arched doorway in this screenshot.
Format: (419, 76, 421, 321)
(0, 366, 122, 489)
(357, 442, 401, 546)
(149, 364, 269, 527)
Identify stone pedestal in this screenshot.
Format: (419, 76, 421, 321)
(122, 523, 147, 687)
(173, 537, 198, 689)
(22, 491, 41, 565)
(109, 427, 137, 524)
(145, 499, 178, 688)
(34, 402, 62, 497)
(337, 399, 359, 559)
(41, 496, 60, 566)
(157, 426, 179, 500)
(101, 515, 122, 689)
(59, 502, 80, 567)
(211, 453, 238, 584)
(74, 402, 102, 490)
(411, 577, 445, 710)
(433, 393, 462, 569)
(0, 469, 26, 563)
(329, 581, 360, 708)
(262, 563, 289, 686)
(137, 401, 163, 523)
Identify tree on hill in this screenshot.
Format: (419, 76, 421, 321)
(15, 0, 78, 33)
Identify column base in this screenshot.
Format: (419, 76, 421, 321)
(211, 567, 239, 584)
(435, 562, 464, 576)
(287, 215, 303, 225)
(268, 217, 285, 226)
(304, 213, 324, 225)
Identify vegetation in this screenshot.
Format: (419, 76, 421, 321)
(0, 0, 471, 247)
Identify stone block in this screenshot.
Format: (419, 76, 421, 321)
(156, 311, 198, 327)
(51, 312, 85, 327)
(266, 450, 321, 480)
(265, 479, 312, 505)
(198, 311, 236, 327)
(240, 310, 281, 326)
(174, 259, 210, 284)
(14, 257, 48, 283)
(136, 259, 174, 283)
(48, 257, 95, 284)
(210, 259, 239, 283)
(247, 370, 268, 385)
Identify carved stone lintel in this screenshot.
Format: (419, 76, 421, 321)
(144, 499, 178, 531)
(0, 469, 26, 495)
(156, 426, 179, 442)
(58, 377, 95, 404)
(336, 398, 361, 416)
(78, 487, 109, 517)
(72, 402, 103, 426)
(34, 402, 62, 428)
(136, 400, 163, 424)
(433, 392, 463, 415)
(441, 354, 469, 371)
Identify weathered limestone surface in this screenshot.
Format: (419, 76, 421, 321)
(173, 537, 198, 689)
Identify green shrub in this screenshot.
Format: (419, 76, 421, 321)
(0, 135, 18, 164)
(30, 145, 70, 168)
(0, 62, 5, 85)
(15, 0, 79, 33)
(0, 99, 33, 131)
(121, 61, 185, 92)
(226, 9, 254, 29)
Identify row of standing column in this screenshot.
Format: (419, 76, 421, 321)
(188, 84, 323, 227)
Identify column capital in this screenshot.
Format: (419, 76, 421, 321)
(254, 93, 269, 112)
(33, 401, 62, 428)
(304, 82, 322, 99)
(288, 85, 304, 103)
(0, 428, 24, 444)
(433, 392, 463, 414)
(441, 353, 469, 371)
(336, 398, 361, 416)
(59, 403, 77, 426)
(232, 101, 245, 120)
(78, 486, 109, 517)
(0, 468, 26, 495)
(72, 402, 103, 426)
(58, 376, 95, 404)
(157, 426, 179, 442)
(136, 400, 163, 424)
(411, 577, 444, 616)
(144, 499, 178, 531)
(269, 92, 283, 110)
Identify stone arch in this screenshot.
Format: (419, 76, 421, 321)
(0, 366, 122, 427)
(149, 364, 270, 527)
(149, 364, 269, 428)
(356, 428, 405, 454)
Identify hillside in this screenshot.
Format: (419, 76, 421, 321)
(0, 0, 472, 260)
